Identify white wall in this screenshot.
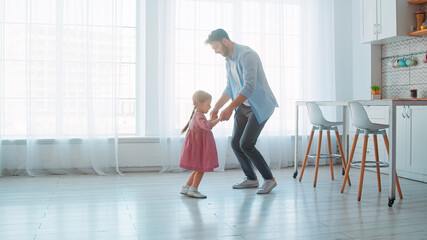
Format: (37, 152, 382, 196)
(334, 0, 353, 101)
(351, 0, 373, 100)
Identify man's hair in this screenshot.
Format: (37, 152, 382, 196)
(204, 29, 230, 44)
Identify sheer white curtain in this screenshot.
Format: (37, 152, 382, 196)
(0, 0, 135, 176)
(158, 0, 336, 172)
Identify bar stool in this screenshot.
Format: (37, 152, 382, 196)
(299, 102, 350, 187)
(341, 102, 403, 201)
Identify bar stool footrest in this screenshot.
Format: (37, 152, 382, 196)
(307, 153, 342, 159)
(350, 160, 389, 168)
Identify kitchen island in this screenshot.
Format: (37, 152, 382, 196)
(294, 99, 427, 207)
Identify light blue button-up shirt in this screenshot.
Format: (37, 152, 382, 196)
(224, 43, 279, 124)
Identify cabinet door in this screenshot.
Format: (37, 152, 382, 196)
(360, 0, 378, 43)
(396, 106, 409, 171)
(409, 106, 427, 174)
(377, 0, 397, 40)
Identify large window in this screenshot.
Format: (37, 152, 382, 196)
(0, 0, 138, 138)
(174, 0, 301, 134)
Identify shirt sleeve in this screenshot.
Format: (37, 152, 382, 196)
(239, 51, 258, 99)
(196, 114, 212, 131)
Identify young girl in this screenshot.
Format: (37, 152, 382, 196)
(179, 90, 221, 198)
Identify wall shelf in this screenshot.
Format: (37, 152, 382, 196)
(409, 29, 427, 36)
(408, 0, 427, 5)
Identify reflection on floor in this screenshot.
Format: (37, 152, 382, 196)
(1, 166, 427, 240)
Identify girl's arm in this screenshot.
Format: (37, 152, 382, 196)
(209, 117, 222, 128)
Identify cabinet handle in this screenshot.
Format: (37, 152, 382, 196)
(402, 106, 406, 118)
(406, 106, 410, 118)
(373, 24, 377, 34)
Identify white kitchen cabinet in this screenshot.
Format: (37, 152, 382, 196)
(396, 106, 427, 182)
(360, 0, 416, 44)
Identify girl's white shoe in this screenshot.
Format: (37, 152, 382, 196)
(187, 186, 207, 198)
(180, 185, 190, 195)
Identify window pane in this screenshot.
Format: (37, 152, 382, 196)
(4, 24, 26, 60)
(89, 27, 113, 62)
(4, 62, 26, 98)
(63, 62, 87, 99)
(175, 29, 195, 64)
(116, 28, 136, 62)
(118, 0, 136, 27)
(30, 61, 56, 99)
(3, 100, 26, 136)
(118, 64, 136, 98)
(63, 26, 86, 61)
(31, 0, 56, 24)
(30, 100, 56, 136)
(118, 99, 136, 134)
(63, 100, 88, 136)
(92, 99, 114, 134)
(30, 25, 57, 61)
(4, 0, 26, 23)
(92, 63, 113, 98)
(90, 0, 113, 26)
(63, 0, 87, 25)
(1, 0, 138, 137)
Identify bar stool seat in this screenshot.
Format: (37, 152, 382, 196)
(299, 102, 351, 187)
(341, 102, 403, 201)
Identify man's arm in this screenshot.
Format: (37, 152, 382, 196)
(210, 93, 231, 120)
(220, 94, 247, 121)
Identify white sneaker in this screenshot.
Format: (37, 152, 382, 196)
(180, 185, 190, 195)
(187, 186, 207, 199)
(233, 177, 259, 189)
(257, 179, 277, 194)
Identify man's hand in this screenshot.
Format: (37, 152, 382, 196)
(220, 107, 233, 121)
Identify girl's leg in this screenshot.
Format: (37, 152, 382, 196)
(180, 171, 196, 195)
(186, 171, 196, 186)
(191, 171, 205, 188)
(188, 171, 207, 198)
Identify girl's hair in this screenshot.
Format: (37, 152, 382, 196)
(181, 90, 212, 134)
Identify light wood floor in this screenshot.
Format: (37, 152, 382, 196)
(1, 166, 427, 240)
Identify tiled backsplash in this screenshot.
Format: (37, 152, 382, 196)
(382, 38, 427, 99)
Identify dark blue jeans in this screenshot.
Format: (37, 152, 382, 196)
(231, 105, 273, 181)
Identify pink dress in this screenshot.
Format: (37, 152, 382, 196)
(179, 112, 219, 172)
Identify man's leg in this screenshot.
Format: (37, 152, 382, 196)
(231, 107, 257, 180)
(239, 109, 273, 180)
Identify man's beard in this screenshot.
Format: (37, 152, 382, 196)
(221, 43, 229, 57)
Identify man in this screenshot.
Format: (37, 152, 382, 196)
(205, 29, 279, 194)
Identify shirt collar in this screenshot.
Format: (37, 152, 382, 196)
(227, 43, 238, 62)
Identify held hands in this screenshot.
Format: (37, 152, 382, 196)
(220, 107, 233, 121)
(210, 108, 219, 121)
(210, 106, 233, 122)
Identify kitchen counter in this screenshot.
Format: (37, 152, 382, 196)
(382, 98, 427, 101)
(294, 99, 427, 207)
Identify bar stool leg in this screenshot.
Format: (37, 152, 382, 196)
(358, 135, 369, 201)
(313, 130, 323, 187)
(299, 130, 315, 182)
(327, 130, 334, 180)
(383, 135, 403, 199)
(335, 130, 351, 186)
(373, 134, 382, 192)
(341, 134, 359, 193)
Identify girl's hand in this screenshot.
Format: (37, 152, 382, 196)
(210, 108, 219, 120)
